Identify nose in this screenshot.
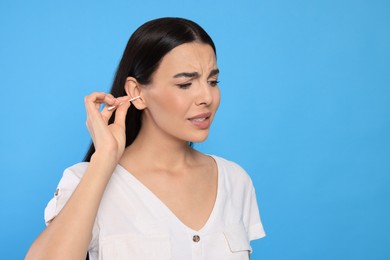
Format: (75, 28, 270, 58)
(195, 81, 213, 106)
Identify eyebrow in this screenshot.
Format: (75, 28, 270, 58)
(208, 69, 219, 78)
(173, 68, 219, 79)
(173, 72, 199, 79)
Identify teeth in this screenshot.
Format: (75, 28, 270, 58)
(192, 118, 206, 122)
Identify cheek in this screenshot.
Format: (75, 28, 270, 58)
(213, 88, 221, 109)
(148, 92, 189, 116)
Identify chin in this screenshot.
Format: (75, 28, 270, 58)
(186, 132, 210, 143)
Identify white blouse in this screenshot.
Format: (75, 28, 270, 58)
(45, 155, 265, 260)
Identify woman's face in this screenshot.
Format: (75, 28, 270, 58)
(142, 42, 220, 143)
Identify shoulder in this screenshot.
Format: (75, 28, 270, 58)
(58, 162, 90, 186)
(210, 155, 254, 189)
(64, 162, 89, 177)
(44, 162, 90, 225)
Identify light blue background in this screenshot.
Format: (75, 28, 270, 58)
(1, 0, 389, 259)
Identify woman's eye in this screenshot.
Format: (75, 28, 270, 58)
(177, 83, 192, 89)
(208, 80, 220, 87)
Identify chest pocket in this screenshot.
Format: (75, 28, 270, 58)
(100, 233, 171, 260)
(223, 224, 252, 260)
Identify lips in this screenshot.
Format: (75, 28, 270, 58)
(188, 112, 212, 129)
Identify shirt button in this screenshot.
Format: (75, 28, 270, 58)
(193, 235, 200, 242)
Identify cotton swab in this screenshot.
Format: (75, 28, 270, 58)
(107, 96, 140, 111)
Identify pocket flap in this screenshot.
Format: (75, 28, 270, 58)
(223, 224, 252, 253)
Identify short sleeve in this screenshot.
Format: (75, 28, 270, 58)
(43, 163, 99, 251)
(44, 164, 85, 225)
(211, 155, 266, 242)
(244, 183, 266, 241)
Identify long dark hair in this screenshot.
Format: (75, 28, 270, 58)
(83, 17, 216, 162)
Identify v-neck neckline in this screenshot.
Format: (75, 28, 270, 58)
(116, 155, 222, 234)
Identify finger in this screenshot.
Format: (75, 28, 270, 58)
(85, 93, 117, 136)
(85, 92, 117, 117)
(100, 94, 121, 124)
(102, 93, 118, 110)
(113, 96, 131, 128)
(100, 106, 114, 125)
(86, 92, 117, 109)
(106, 94, 132, 111)
(101, 95, 131, 124)
(85, 92, 105, 115)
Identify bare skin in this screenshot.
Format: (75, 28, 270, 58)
(121, 144, 217, 231)
(26, 42, 219, 259)
(26, 93, 131, 259)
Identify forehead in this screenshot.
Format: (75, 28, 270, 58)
(155, 42, 217, 76)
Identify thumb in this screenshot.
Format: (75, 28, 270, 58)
(114, 98, 131, 128)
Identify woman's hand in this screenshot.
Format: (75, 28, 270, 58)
(84, 92, 131, 163)
(25, 93, 131, 260)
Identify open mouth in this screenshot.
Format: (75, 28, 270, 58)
(188, 112, 212, 128)
(191, 117, 208, 122)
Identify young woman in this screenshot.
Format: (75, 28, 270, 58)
(26, 17, 265, 259)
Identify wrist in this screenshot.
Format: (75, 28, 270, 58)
(90, 152, 118, 171)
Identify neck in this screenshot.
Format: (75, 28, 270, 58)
(120, 123, 196, 171)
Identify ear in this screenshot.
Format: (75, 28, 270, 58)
(124, 77, 147, 110)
